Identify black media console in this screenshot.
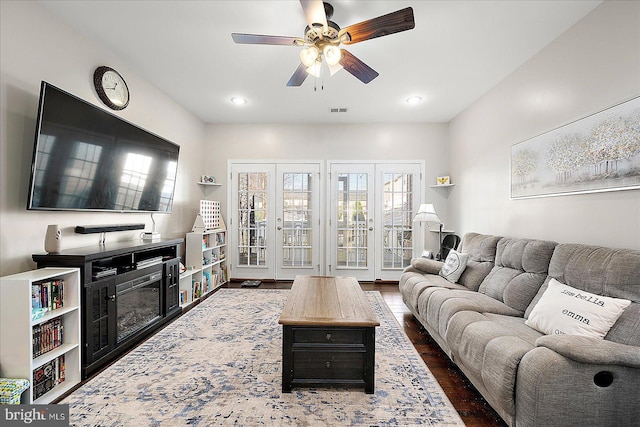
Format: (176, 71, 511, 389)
(33, 238, 183, 378)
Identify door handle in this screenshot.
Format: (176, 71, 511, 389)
(277, 226, 282, 230)
(369, 227, 373, 231)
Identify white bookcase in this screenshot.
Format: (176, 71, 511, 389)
(180, 229, 227, 308)
(0, 267, 81, 404)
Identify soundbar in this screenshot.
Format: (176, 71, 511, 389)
(75, 223, 145, 234)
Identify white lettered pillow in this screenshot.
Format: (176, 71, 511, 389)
(525, 278, 631, 338)
(439, 249, 469, 283)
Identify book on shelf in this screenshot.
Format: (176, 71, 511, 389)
(220, 266, 227, 284)
(193, 281, 201, 299)
(32, 318, 64, 358)
(216, 232, 225, 246)
(32, 354, 65, 400)
(31, 279, 65, 315)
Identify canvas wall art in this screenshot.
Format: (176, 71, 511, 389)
(511, 96, 640, 199)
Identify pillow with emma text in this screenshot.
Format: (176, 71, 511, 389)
(525, 278, 631, 338)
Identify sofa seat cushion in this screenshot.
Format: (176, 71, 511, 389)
(445, 312, 544, 418)
(478, 238, 557, 313)
(401, 272, 466, 312)
(419, 288, 522, 338)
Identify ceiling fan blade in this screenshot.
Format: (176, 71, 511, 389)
(300, 0, 327, 30)
(231, 33, 302, 46)
(339, 49, 379, 84)
(287, 63, 309, 87)
(339, 7, 415, 45)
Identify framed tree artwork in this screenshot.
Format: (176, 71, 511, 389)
(511, 96, 640, 199)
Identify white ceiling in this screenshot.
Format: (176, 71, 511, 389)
(39, 0, 601, 124)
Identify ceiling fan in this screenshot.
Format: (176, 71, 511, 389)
(231, 0, 415, 86)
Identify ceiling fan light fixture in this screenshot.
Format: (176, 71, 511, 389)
(406, 96, 422, 105)
(300, 46, 319, 67)
(327, 61, 343, 76)
(230, 96, 247, 105)
(305, 61, 322, 78)
(323, 45, 342, 66)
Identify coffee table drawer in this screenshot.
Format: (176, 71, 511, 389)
(292, 327, 365, 345)
(292, 351, 365, 380)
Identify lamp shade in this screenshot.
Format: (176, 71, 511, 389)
(300, 46, 319, 67)
(323, 45, 342, 66)
(305, 61, 322, 77)
(413, 203, 441, 228)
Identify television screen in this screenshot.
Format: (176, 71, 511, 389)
(27, 82, 180, 213)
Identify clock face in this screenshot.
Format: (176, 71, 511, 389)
(94, 66, 130, 110)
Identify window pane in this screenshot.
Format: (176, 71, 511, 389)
(382, 173, 414, 269)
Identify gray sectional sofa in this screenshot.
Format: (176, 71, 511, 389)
(399, 232, 640, 427)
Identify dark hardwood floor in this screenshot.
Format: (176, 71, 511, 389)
(226, 280, 507, 427)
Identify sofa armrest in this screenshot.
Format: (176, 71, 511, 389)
(408, 257, 443, 275)
(516, 344, 640, 426)
(535, 335, 640, 368)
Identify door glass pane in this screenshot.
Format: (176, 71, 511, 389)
(382, 173, 414, 269)
(281, 172, 312, 267)
(237, 172, 268, 266)
(336, 173, 368, 268)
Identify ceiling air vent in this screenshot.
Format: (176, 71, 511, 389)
(329, 107, 348, 113)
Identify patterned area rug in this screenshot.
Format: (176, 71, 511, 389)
(62, 289, 463, 426)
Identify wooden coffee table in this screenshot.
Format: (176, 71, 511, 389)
(279, 275, 380, 394)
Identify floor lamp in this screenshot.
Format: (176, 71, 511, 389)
(413, 203, 444, 260)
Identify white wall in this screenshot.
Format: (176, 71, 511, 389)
(0, 1, 207, 275)
(449, 0, 640, 249)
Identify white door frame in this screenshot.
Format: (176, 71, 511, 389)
(228, 160, 424, 282)
(327, 160, 424, 281)
(374, 162, 424, 281)
(275, 162, 323, 280)
(328, 162, 376, 281)
(228, 160, 324, 281)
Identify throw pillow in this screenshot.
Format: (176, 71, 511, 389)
(411, 257, 444, 275)
(439, 249, 469, 283)
(525, 278, 631, 338)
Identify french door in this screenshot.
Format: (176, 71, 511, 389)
(230, 162, 321, 280)
(329, 162, 422, 281)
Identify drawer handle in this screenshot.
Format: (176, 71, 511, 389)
(326, 333, 332, 341)
(325, 361, 331, 368)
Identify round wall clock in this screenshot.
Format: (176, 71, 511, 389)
(93, 66, 130, 110)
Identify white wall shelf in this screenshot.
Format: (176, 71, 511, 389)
(0, 267, 81, 404)
(197, 182, 222, 187)
(430, 184, 455, 188)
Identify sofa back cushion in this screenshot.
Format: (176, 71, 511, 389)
(457, 233, 503, 291)
(525, 244, 640, 346)
(478, 238, 557, 313)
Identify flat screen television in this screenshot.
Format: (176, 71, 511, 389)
(27, 81, 180, 213)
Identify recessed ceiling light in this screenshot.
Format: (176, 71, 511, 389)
(406, 96, 422, 105)
(231, 97, 247, 105)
